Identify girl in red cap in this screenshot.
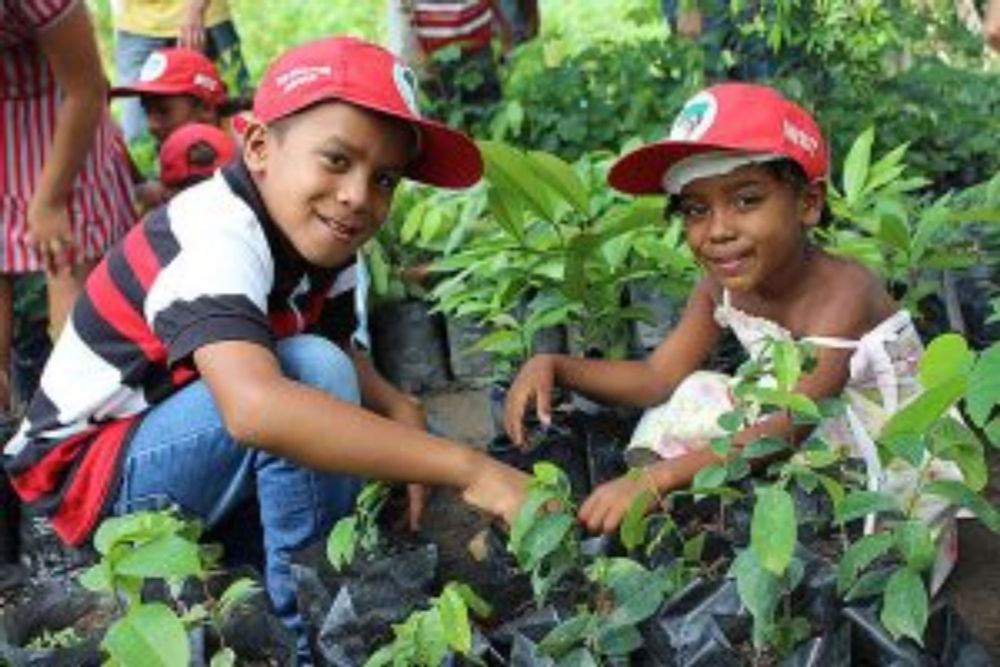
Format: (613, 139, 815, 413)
(505, 82, 960, 592)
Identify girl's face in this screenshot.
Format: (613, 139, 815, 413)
(244, 101, 415, 270)
(675, 163, 824, 296)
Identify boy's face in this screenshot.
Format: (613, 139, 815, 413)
(142, 94, 215, 145)
(244, 101, 414, 269)
(675, 163, 824, 296)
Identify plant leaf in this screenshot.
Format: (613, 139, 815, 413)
(880, 568, 929, 646)
(837, 531, 895, 594)
(836, 491, 901, 524)
(751, 485, 796, 576)
(102, 603, 190, 667)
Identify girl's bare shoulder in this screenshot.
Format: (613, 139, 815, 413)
(808, 253, 897, 335)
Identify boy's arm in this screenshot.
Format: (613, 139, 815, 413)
(504, 278, 721, 444)
(194, 339, 527, 522)
(349, 347, 430, 530)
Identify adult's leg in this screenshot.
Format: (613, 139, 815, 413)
(111, 334, 363, 662)
(113, 31, 172, 143)
(205, 21, 250, 95)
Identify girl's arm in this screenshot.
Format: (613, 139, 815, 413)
(29, 2, 107, 272)
(504, 278, 722, 445)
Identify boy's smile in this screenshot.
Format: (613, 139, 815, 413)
(244, 101, 416, 269)
(676, 164, 822, 297)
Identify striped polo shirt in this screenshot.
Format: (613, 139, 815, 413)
(3, 160, 362, 546)
(410, 0, 494, 55)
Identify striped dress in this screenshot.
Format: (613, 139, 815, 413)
(407, 0, 494, 55)
(1, 0, 135, 273)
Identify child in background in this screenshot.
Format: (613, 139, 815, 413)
(6, 36, 527, 662)
(111, 47, 228, 147)
(158, 122, 236, 197)
(504, 82, 960, 590)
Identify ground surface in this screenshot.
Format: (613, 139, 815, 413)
(422, 385, 1000, 662)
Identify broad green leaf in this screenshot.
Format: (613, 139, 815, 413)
(527, 151, 589, 215)
(919, 334, 973, 388)
(717, 410, 745, 432)
(93, 511, 186, 556)
(894, 521, 935, 572)
(929, 419, 987, 491)
(731, 549, 780, 630)
(751, 486, 796, 576)
(114, 534, 203, 580)
(771, 340, 801, 390)
(965, 344, 1000, 427)
(509, 487, 560, 552)
(79, 560, 114, 594)
(846, 568, 892, 601)
(924, 481, 1000, 533)
(837, 531, 895, 594)
(326, 517, 357, 572)
(210, 648, 236, 667)
(815, 473, 845, 514)
(692, 464, 728, 491)
(837, 491, 901, 524)
(742, 436, 788, 460)
(520, 513, 576, 570)
(450, 582, 492, 618)
(439, 586, 472, 654)
(880, 568, 928, 646)
(418, 607, 449, 666)
(843, 127, 874, 204)
(216, 578, 262, 622)
(881, 375, 966, 439)
(102, 603, 189, 667)
(595, 622, 644, 657)
(538, 614, 594, 656)
(556, 647, 599, 667)
(882, 432, 926, 468)
(619, 486, 654, 553)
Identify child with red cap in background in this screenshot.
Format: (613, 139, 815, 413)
(504, 82, 962, 592)
(5, 36, 527, 663)
(111, 47, 228, 146)
(158, 122, 236, 197)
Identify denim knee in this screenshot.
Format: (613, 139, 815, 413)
(276, 335, 360, 405)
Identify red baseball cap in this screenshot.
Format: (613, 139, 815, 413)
(608, 83, 829, 195)
(159, 123, 236, 188)
(111, 48, 227, 107)
(252, 36, 482, 188)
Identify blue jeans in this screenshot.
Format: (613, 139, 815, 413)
(111, 335, 363, 662)
(114, 21, 250, 142)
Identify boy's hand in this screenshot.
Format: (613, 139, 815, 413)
(578, 475, 655, 534)
(461, 457, 529, 525)
(504, 354, 556, 447)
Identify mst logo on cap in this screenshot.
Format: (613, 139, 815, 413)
(275, 66, 333, 94)
(393, 63, 420, 117)
(669, 91, 718, 142)
(139, 52, 168, 82)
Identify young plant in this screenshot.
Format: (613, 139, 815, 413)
(79, 509, 260, 667)
(364, 581, 491, 667)
(327, 481, 390, 572)
(508, 462, 583, 604)
(536, 557, 668, 665)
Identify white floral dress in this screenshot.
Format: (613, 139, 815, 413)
(626, 290, 961, 592)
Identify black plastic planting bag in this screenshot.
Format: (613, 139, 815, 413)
(370, 299, 450, 393)
(780, 622, 852, 667)
(314, 542, 438, 666)
(0, 579, 104, 667)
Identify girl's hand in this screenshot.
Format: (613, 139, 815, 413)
(461, 457, 529, 526)
(504, 354, 556, 447)
(578, 475, 656, 534)
(27, 194, 75, 274)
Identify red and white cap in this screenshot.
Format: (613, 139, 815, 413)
(252, 36, 482, 188)
(608, 83, 829, 195)
(111, 48, 227, 107)
(159, 123, 236, 188)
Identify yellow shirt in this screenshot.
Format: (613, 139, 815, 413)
(115, 0, 232, 37)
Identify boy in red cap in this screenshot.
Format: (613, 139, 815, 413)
(5, 36, 526, 661)
(111, 47, 227, 146)
(158, 122, 236, 196)
(504, 82, 960, 590)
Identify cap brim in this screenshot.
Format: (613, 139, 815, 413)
(109, 81, 194, 99)
(608, 141, 743, 195)
(405, 118, 482, 188)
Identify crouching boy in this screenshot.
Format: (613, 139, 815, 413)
(4, 36, 526, 663)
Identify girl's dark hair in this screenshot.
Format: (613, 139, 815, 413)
(663, 157, 831, 226)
